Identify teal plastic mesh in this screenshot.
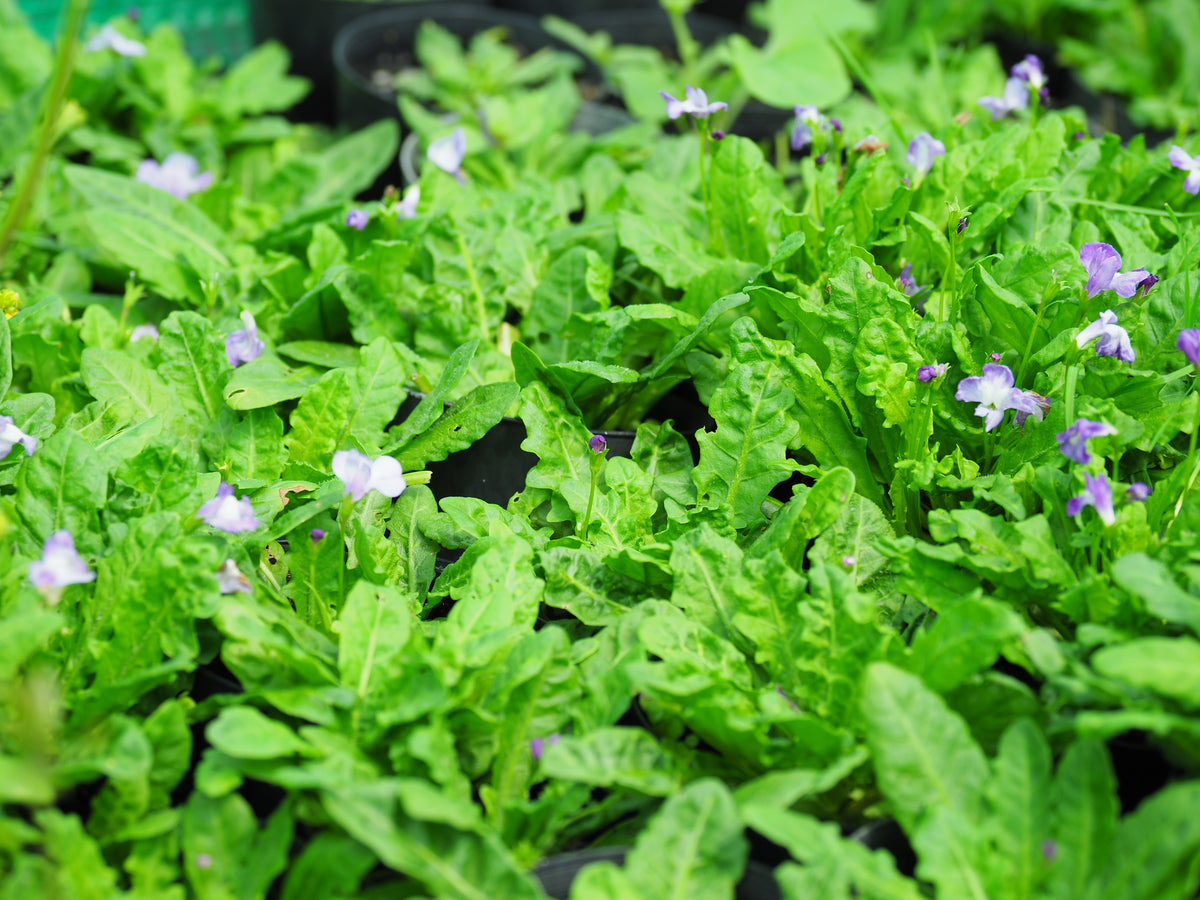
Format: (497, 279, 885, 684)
(19, 0, 253, 61)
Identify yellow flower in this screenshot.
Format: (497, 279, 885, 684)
(0, 289, 20, 319)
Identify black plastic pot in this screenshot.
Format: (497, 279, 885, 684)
(332, 4, 623, 134)
(848, 818, 917, 878)
(533, 847, 780, 900)
(251, 0, 472, 124)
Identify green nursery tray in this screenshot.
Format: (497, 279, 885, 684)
(19, 0, 252, 61)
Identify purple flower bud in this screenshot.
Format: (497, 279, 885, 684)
(712, 130, 726, 141)
(1073, 131, 1087, 141)
(310, 528, 326, 543)
(1041, 839, 1058, 862)
(346, 209, 368, 231)
(1178, 328, 1200, 366)
(841, 555, 857, 567)
(814, 152, 826, 166)
(957, 216, 968, 233)
(1136, 272, 1158, 296)
(1127, 482, 1151, 502)
(989, 352, 1003, 362)
(530, 733, 562, 760)
(917, 363, 947, 383)
(829, 118, 843, 133)
(589, 434, 607, 454)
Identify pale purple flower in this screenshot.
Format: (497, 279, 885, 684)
(1177, 328, 1200, 366)
(428, 127, 467, 181)
(1012, 55, 1046, 91)
(1079, 243, 1153, 298)
(1066, 472, 1116, 526)
(29, 531, 95, 598)
(129, 323, 159, 343)
(917, 363, 947, 383)
(1056, 419, 1117, 465)
(659, 85, 727, 120)
(906, 133, 946, 176)
(955, 364, 1043, 432)
(1013, 390, 1051, 429)
(790, 104, 822, 151)
(841, 555, 857, 567)
(978, 77, 1029, 120)
(136, 153, 213, 200)
(197, 482, 260, 533)
(898, 263, 928, 298)
(1168, 145, 1200, 194)
(1077, 309, 1135, 363)
(346, 209, 368, 231)
(396, 184, 420, 220)
(1127, 482, 1151, 502)
(530, 733, 562, 760)
(589, 434, 607, 454)
(0, 416, 37, 459)
(333, 449, 407, 501)
(216, 559, 252, 594)
(225, 311, 263, 368)
(85, 24, 146, 57)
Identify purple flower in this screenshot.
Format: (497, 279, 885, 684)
(428, 127, 467, 181)
(333, 450, 407, 502)
(346, 209, 368, 231)
(1066, 472, 1116, 526)
(589, 434, 607, 454)
(790, 104, 822, 151)
(906, 133, 946, 176)
(958, 217, 969, 234)
(989, 352, 1003, 362)
(917, 363, 947, 383)
(530, 733, 562, 760)
(1168, 145, 1200, 194)
(310, 528, 326, 543)
(0, 416, 37, 459)
(197, 482, 260, 533)
(1177, 328, 1200, 366)
(1077, 310, 1135, 363)
(712, 130, 726, 141)
(841, 554, 857, 567)
(898, 263, 928, 298)
(1056, 418, 1117, 465)
(978, 76, 1029, 120)
(1079, 243, 1153, 298)
(1127, 482, 1151, 502)
(216, 559, 252, 594)
(129, 324, 159, 343)
(955, 363, 1044, 432)
(1013, 390, 1051, 429)
(396, 184, 420, 219)
(136, 153, 213, 200)
(85, 23, 146, 57)
(29, 531, 95, 598)
(225, 311, 264, 368)
(659, 85, 727, 120)
(1012, 55, 1047, 93)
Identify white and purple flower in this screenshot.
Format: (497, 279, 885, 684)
(85, 24, 147, 57)
(659, 85, 727, 121)
(917, 363, 947, 383)
(225, 311, 264, 368)
(978, 76, 1029, 120)
(1056, 418, 1117, 465)
(1127, 482, 1151, 502)
(136, 152, 213, 200)
(1077, 310, 1135, 363)
(906, 132, 946, 176)
(333, 449, 407, 501)
(396, 184, 420, 220)
(346, 209, 369, 231)
(955, 363, 1044, 432)
(1079, 243, 1155, 298)
(129, 324, 159, 343)
(30, 531, 95, 602)
(0, 416, 37, 459)
(216, 559, 252, 594)
(198, 483, 260, 533)
(428, 128, 467, 182)
(1178, 328, 1200, 366)
(790, 104, 823, 151)
(1168, 145, 1200, 195)
(1066, 472, 1116, 526)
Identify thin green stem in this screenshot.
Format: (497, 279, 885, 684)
(454, 227, 490, 344)
(0, 0, 92, 269)
(1015, 292, 1050, 386)
(1064, 363, 1080, 426)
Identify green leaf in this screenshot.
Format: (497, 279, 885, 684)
(213, 41, 309, 116)
(15, 428, 108, 544)
(616, 210, 716, 289)
(984, 719, 1052, 900)
(908, 595, 1025, 693)
(0, 311, 11, 399)
(727, 34, 851, 108)
(623, 780, 748, 900)
(386, 339, 477, 447)
(692, 355, 798, 527)
(206, 706, 316, 760)
(223, 352, 322, 410)
(338, 581, 415, 702)
(1090, 637, 1200, 707)
(1085, 782, 1200, 900)
(201, 407, 286, 484)
(156, 312, 227, 426)
(1046, 740, 1118, 900)
(281, 832, 377, 900)
(81, 348, 175, 423)
(860, 663, 989, 832)
(539, 728, 681, 796)
(1111, 552, 1200, 637)
(393, 382, 520, 468)
(709, 137, 776, 262)
(182, 792, 294, 900)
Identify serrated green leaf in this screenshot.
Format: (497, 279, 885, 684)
(14, 428, 107, 544)
(155, 312, 227, 426)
